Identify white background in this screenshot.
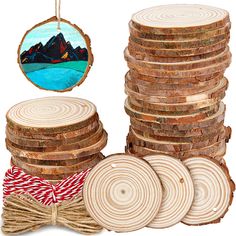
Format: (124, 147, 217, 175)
(0, 0, 236, 235)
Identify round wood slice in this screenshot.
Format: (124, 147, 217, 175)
(128, 97, 220, 116)
(128, 39, 228, 58)
(6, 121, 102, 148)
(11, 153, 103, 175)
(127, 139, 226, 160)
(125, 47, 231, 71)
(129, 69, 224, 84)
(7, 97, 98, 134)
(144, 154, 194, 228)
(129, 33, 229, 50)
(6, 119, 100, 141)
(12, 153, 100, 166)
(127, 57, 231, 78)
(129, 21, 231, 41)
(125, 78, 227, 104)
(125, 78, 220, 97)
(6, 124, 104, 152)
(128, 103, 225, 131)
(132, 124, 226, 143)
(127, 128, 226, 152)
(129, 47, 227, 63)
(128, 96, 224, 113)
(6, 131, 108, 161)
(125, 98, 220, 124)
(182, 157, 235, 225)
(126, 72, 221, 93)
(131, 5, 230, 34)
(130, 117, 224, 137)
(83, 154, 163, 232)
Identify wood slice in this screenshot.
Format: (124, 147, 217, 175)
(129, 47, 227, 63)
(126, 71, 222, 92)
(6, 131, 108, 161)
(127, 139, 226, 160)
(128, 96, 224, 113)
(125, 78, 227, 103)
(132, 124, 226, 143)
(129, 21, 231, 41)
(129, 69, 224, 84)
(126, 57, 231, 78)
(128, 97, 220, 116)
(11, 153, 103, 176)
(128, 103, 225, 131)
(131, 5, 229, 34)
(144, 155, 194, 228)
(182, 157, 235, 225)
(125, 77, 220, 97)
(83, 154, 163, 232)
(6, 121, 101, 148)
(12, 153, 100, 166)
(130, 117, 224, 137)
(6, 97, 98, 134)
(125, 47, 231, 71)
(129, 33, 229, 50)
(127, 128, 226, 152)
(125, 98, 220, 124)
(6, 119, 100, 141)
(128, 39, 228, 58)
(6, 124, 104, 152)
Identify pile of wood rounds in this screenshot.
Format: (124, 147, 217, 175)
(124, 5, 232, 162)
(83, 154, 235, 231)
(5, 97, 108, 182)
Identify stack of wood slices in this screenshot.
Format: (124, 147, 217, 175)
(124, 5, 232, 162)
(5, 97, 107, 182)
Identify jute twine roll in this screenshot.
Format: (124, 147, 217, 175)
(2, 194, 103, 235)
(83, 154, 163, 232)
(144, 154, 194, 228)
(182, 157, 235, 225)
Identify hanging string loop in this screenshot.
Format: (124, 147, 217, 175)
(55, 0, 61, 30)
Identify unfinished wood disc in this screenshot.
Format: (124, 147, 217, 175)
(125, 47, 231, 71)
(130, 117, 224, 137)
(129, 47, 227, 63)
(143, 154, 194, 228)
(128, 38, 228, 58)
(11, 153, 103, 176)
(125, 78, 227, 104)
(131, 5, 229, 34)
(6, 123, 104, 152)
(127, 139, 226, 161)
(125, 98, 220, 124)
(129, 69, 224, 84)
(182, 157, 235, 225)
(129, 33, 229, 50)
(6, 131, 108, 161)
(6, 118, 100, 141)
(127, 128, 226, 152)
(83, 154, 162, 232)
(129, 21, 231, 41)
(7, 97, 97, 133)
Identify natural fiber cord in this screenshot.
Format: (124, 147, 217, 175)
(2, 194, 103, 235)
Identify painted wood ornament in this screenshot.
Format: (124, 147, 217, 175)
(18, 0, 93, 92)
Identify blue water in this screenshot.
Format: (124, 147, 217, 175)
(27, 68, 84, 91)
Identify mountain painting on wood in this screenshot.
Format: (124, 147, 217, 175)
(19, 21, 91, 91)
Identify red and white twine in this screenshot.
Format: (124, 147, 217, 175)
(3, 166, 90, 206)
